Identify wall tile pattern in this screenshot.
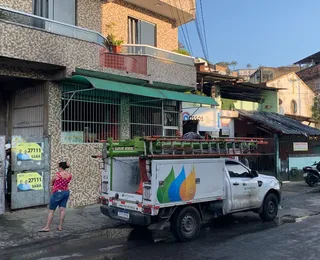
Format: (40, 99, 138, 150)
(1, 0, 32, 13)
(48, 83, 133, 207)
(76, 0, 102, 32)
(1, 22, 195, 87)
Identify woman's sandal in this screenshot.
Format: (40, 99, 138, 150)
(38, 229, 50, 232)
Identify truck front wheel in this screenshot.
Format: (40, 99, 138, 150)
(170, 206, 201, 242)
(259, 193, 279, 221)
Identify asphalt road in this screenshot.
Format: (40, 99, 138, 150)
(5, 184, 320, 260)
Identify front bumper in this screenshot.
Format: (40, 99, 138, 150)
(100, 205, 152, 226)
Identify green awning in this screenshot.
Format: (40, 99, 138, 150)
(67, 75, 218, 105)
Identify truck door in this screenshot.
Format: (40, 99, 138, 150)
(226, 161, 259, 211)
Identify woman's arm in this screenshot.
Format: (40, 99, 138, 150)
(50, 175, 57, 186)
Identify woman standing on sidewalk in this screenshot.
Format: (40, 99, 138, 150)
(39, 162, 72, 232)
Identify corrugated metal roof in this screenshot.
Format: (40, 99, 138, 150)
(237, 110, 320, 136)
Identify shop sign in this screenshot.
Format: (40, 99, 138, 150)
(293, 142, 308, 152)
(222, 127, 230, 136)
(17, 172, 43, 191)
(182, 108, 219, 132)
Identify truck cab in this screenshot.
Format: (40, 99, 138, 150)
(224, 159, 280, 215)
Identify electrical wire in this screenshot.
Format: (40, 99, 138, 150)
(192, 0, 208, 61)
(199, 0, 209, 60)
(178, 0, 193, 55)
(168, 0, 193, 55)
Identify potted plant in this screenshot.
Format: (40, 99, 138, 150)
(104, 22, 124, 54)
(173, 48, 191, 56)
(105, 33, 124, 54)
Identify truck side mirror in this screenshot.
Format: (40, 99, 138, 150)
(251, 170, 258, 178)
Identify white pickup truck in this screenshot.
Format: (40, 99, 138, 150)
(100, 157, 281, 241)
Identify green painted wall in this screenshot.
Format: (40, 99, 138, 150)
(258, 90, 278, 113)
(221, 99, 258, 111)
(221, 90, 278, 113)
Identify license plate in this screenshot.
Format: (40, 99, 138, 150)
(303, 173, 308, 177)
(118, 210, 129, 219)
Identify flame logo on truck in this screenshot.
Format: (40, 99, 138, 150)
(157, 166, 196, 203)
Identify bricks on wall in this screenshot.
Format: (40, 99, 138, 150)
(102, 0, 178, 51)
(160, 0, 195, 18)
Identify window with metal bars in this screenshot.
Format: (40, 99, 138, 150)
(61, 84, 180, 143)
(61, 84, 121, 143)
(129, 96, 180, 138)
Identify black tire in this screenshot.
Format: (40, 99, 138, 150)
(306, 175, 317, 187)
(170, 206, 201, 242)
(259, 193, 279, 221)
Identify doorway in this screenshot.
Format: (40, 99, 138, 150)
(0, 76, 50, 211)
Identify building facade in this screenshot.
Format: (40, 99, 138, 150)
(234, 69, 256, 81)
(250, 66, 300, 84)
(266, 72, 315, 124)
(0, 0, 216, 210)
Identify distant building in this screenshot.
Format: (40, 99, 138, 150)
(235, 69, 257, 81)
(266, 72, 315, 125)
(250, 66, 300, 84)
(294, 51, 320, 94)
(194, 58, 237, 77)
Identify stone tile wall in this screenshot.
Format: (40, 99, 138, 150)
(76, 0, 102, 32)
(1, 0, 101, 32)
(0, 22, 102, 76)
(147, 56, 196, 89)
(1, 21, 195, 87)
(1, 0, 32, 13)
(48, 82, 133, 207)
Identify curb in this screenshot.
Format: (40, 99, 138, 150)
(1, 226, 132, 258)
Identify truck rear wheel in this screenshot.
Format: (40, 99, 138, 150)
(170, 206, 201, 242)
(259, 193, 278, 221)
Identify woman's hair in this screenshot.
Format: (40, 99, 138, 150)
(58, 161, 70, 170)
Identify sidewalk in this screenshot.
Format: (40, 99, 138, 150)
(281, 181, 319, 197)
(0, 204, 131, 255)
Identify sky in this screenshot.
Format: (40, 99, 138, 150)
(181, 0, 320, 69)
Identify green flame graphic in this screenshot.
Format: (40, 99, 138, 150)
(157, 167, 175, 203)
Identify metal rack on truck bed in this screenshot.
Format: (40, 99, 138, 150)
(94, 136, 271, 160)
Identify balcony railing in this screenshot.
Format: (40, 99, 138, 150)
(0, 6, 105, 45)
(122, 44, 195, 66)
